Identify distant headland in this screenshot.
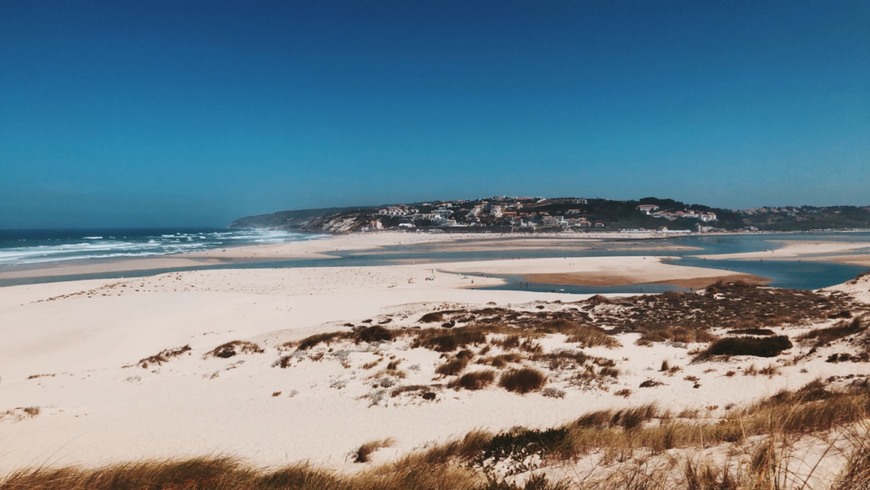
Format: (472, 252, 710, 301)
(231, 196, 870, 233)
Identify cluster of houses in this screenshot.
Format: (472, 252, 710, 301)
(360, 197, 723, 233)
(365, 197, 606, 231)
(636, 204, 718, 222)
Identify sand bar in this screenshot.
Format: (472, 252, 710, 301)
(693, 240, 870, 261)
(440, 256, 767, 288)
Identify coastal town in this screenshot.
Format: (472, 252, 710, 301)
(367, 196, 719, 233)
(230, 196, 870, 233)
(232, 195, 870, 234)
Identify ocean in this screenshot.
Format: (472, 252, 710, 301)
(0, 228, 321, 267)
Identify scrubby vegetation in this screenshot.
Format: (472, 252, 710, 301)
(499, 368, 547, 394)
(267, 282, 867, 407)
(449, 370, 497, 391)
(694, 335, 793, 360)
(799, 314, 868, 347)
(135, 345, 191, 368)
(352, 438, 394, 463)
(205, 340, 264, 359)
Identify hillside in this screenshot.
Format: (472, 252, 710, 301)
(230, 197, 870, 233)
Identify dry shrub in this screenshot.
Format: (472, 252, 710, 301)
(390, 385, 439, 399)
(395, 429, 493, 467)
(498, 334, 521, 349)
(530, 350, 589, 370)
(474, 426, 571, 468)
(833, 429, 870, 490)
(419, 311, 445, 323)
(799, 316, 867, 346)
(640, 326, 717, 344)
(355, 326, 394, 343)
(296, 331, 350, 351)
(0, 456, 481, 490)
(436, 357, 469, 376)
(136, 345, 191, 368)
(499, 367, 547, 394)
(682, 458, 736, 490)
(0, 457, 251, 490)
(544, 320, 618, 348)
(695, 336, 792, 360)
(575, 404, 659, 431)
(1, 407, 41, 422)
(758, 365, 780, 377)
(205, 340, 264, 359)
(542, 387, 566, 399)
(639, 379, 663, 388)
(411, 328, 488, 352)
(353, 438, 394, 463)
(448, 370, 496, 391)
(478, 353, 523, 368)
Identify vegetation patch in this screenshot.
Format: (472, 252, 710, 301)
(352, 438, 394, 463)
(448, 370, 496, 391)
(0, 406, 40, 422)
(695, 336, 793, 360)
(499, 368, 547, 394)
(205, 341, 264, 359)
(799, 316, 867, 347)
(296, 332, 351, 351)
(436, 357, 470, 376)
(136, 345, 191, 368)
(354, 325, 394, 343)
(410, 328, 488, 352)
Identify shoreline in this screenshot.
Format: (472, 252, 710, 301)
(3, 229, 870, 287)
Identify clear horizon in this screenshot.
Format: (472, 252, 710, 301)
(2, 1, 868, 228)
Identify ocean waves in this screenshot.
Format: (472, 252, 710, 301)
(0, 228, 318, 266)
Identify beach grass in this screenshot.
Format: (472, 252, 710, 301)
(4, 381, 867, 489)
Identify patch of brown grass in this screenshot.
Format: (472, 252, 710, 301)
(435, 357, 470, 376)
(353, 438, 394, 463)
(296, 331, 351, 351)
(0, 456, 482, 490)
(499, 367, 547, 394)
(355, 326, 394, 343)
(205, 340, 264, 359)
(448, 370, 496, 391)
(135, 345, 191, 368)
(410, 327, 489, 352)
(799, 316, 868, 347)
(477, 352, 523, 368)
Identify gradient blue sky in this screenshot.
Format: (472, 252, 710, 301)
(1, 1, 868, 228)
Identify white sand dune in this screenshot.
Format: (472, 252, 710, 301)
(0, 234, 867, 477)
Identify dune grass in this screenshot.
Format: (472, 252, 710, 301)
(205, 340, 264, 359)
(3, 381, 867, 489)
(135, 345, 191, 368)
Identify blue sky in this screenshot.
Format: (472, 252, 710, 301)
(1, 1, 868, 228)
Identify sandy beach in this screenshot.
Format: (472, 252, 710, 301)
(1, 232, 868, 487)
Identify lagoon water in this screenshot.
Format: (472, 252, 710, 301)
(0, 230, 868, 291)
